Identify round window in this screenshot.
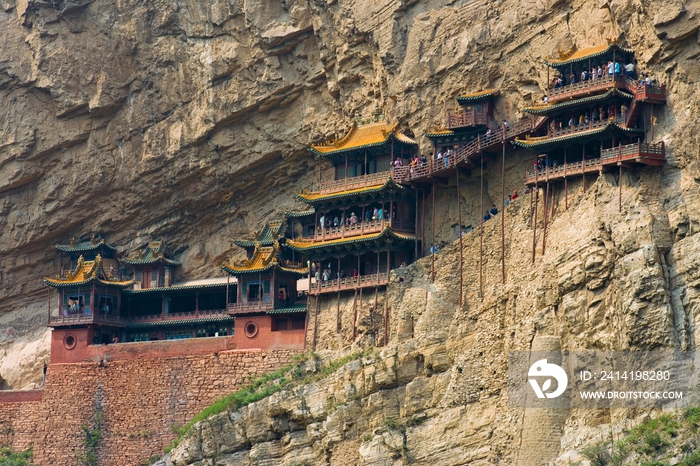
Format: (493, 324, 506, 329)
(244, 322, 258, 338)
(63, 333, 77, 350)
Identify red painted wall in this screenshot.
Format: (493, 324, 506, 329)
(0, 390, 43, 403)
(234, 315, 306, 350)
(50, 328, 237, 364)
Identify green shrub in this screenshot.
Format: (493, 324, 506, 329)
(580, 441, 611, 466)
(0, 446, 36, 466)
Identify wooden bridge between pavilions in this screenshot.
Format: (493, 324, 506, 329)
(393, 116, 548, 184)
(548, 73, 666, 104)
(524, 141, 665, 185)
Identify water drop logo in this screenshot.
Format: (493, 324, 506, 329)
(528, 359, 568, 399)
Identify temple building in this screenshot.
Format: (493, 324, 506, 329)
(289, 114, 420, 297)
(515, 43, 666, 185)
(44, 237, 134, 347)
(222, 237, 308, 350)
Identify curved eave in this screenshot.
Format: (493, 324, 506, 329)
(284, 209, 316, 218)
(543, 44, 635, 69)
(55, 242, 118, 253)
(232, 239, 276, 248)
(285, 227, 416, 252)
(267, 306, 307, 314)
(513, 123, 644, 149)
(456, 89, 498, 103)
(524, 89, 634, 115)
(121, 257, 181, 266)
(127, 316, 234, 328)
(310, 132, 418, 157)
(296, 178, 409, 205)
(221, 263, 308, 276)
(43, 277, 134, 289)
(425, 130, 455, 138)
(122, 283, 229, 294)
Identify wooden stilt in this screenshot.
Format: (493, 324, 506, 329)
(542, 182, 549, 256)
(352, 289, 358, 341)
(421, 189, 426, 256)
(501, 140, 506, 284)
(373, 286, 379, 342)
(457, 170, 463, 306)
(479, 155, 484, 297)
(414, 190, 419, 260)
(619, 164, 623, 212)
(336, 290, 341, 334)
(313, 295, 320, 350)
(564, 148, 568, 210)
(582, 143, 587, 193)
(532, 184, 538, 263)
(431, 180, 436, 282)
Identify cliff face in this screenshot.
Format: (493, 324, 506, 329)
(2, 0, 700, 459)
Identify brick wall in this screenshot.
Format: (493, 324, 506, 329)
(0, 346, 300, 465)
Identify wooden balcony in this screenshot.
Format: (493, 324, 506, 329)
(317, 171, 392, 195)
(50, 312, 127, 327)
(50, 309, 232, 327)
(446, 109, 489, 129)
(394, 117, 545, 184)
(309, 272, 389, 295)
(548, 74, 666, 105)
(306, 218, 414, 242)
(524, 141, 665, 184)
(227, 300, 274, 315)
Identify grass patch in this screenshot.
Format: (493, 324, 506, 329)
(0, 446, 35, 466)
(164, 350, 368, 455)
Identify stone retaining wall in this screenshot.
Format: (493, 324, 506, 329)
(0, 346, 300, 465)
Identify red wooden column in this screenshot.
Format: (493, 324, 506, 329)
(195, 291, 200, 318)
(457, 169, 463, 306)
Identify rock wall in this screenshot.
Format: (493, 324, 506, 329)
(162, 161, 700, 464)
(0, 348, 299, 465)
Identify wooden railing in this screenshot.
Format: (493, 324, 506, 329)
(227, 300, 274, 314)
(50, 309, 230, 326)
(547, 117, 617, 138)
(130, 309, 228, 323)
(548, 74, 620, 102)
(309, 272, 389, 295)
(50, 312, 125, 326)
(306, 217, 415, 241)
(392, 116, 545, 182)
(525, 141, 665, 184)
(318, 171, 391, 195)
(446, 109, 489, 129)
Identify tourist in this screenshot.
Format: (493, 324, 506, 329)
(584, 114, 590, 125)
(607, 61, 614, 75)
(333, 216, 339, 227)
(353, 268, 359, 277)
(484, 211, 492, 222)
(366, 209, 373, 222)
(421, 154, 427, 166)
(373, 207, 379, 220)
(645, 75, 651, 86)
(568, 117, 574, 127)
(319, 214, 325, 230)
(569, 72, 576, 84)
(614, 61, 621, 76)
(437, 151, 443, 161)
(596, 65, 603, 79)
(625, 62, 635, 78)
(322, 270, 329, 282)
(378, 207, 384, 220)
(485, 127, 492, 137)
(350, 212, 358, 224)
(502, 119, 509, 131)
(444, 151, 449, 167)
(512, 189, 518, 200)
(490, 204, 498, 216)
(505, 194, 512, 206)
(112, 336, 119, 344)
(393, 158, 402, 169)
(430, 244, 438, 254)
(542, 95, 548, 104)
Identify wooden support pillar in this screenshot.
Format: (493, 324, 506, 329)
(336, 290, 341, 334)
(619, 162, 623, 213)
(564, 148, 568, 210)
(226, 274, 230, 307)
(373, 286, 379, 342)
(384, 249, 390, 346)
(195, 291, 200, 318)
(532, 183, 538, 263)
(352, 289, 358, 341)
(318, 156, 321, 191)
(582, 143, 587, 193)
(90, 283, 95, 318)
(457, 169, 463, 306)
(479, 155, 484, 297)
(47, 287, 51, 324)
(344, 154, 349, 191)
(421, 190, 426, 257)
(542, 182, 549, 256)
(161, 293, 165, 318)
(414, 190, 419, 260)
(431, 180, 436, 282)
(501, 139, 506, 285)
(313, 295, 320, 350)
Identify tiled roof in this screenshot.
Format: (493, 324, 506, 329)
(43, 255, 134, 289)
(55, 235, 117, 253)
(543, 44, 635, 68)
(524, 89, 634, 115)
(456, 89, 498, 103)
(122, 238, 181, 266)
(284, 209, 316, 218)
(296, 178, 409, 204)
(122, 278, 231, 294)
(512, 122, 644, 149)
(285, 226, 416, 252)
(126, 315, 234, 328)
(232, 219, 286, 248)
(425, 128, 456, 138)
(267, 306, 307, 314)
(310, 121, 417, 156)
(222, 242, 308, 275)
